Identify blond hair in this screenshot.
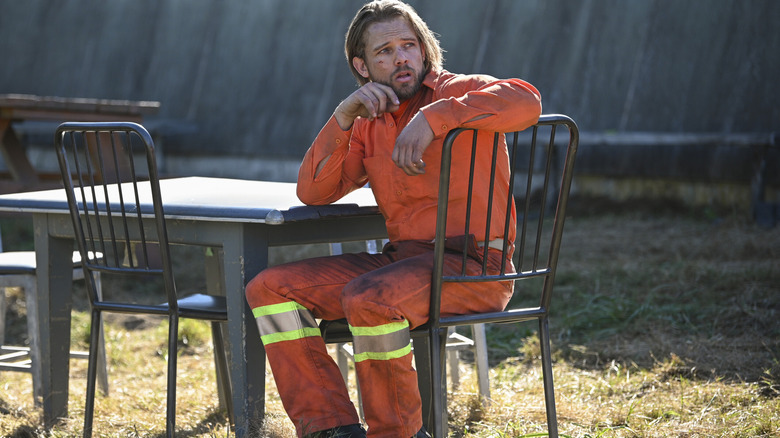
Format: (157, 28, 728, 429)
(345, 0, 444, 85)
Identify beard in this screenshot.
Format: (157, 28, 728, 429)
(371, 65, 425, 102)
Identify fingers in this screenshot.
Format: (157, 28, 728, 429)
(357, 83, 400, 120)
(392, 142, 424, 175)
(334, 83, 400, 129)
(392, 112, 434, 175)
(402, 159, 426, 176)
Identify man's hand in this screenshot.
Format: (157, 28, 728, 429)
(392, 112, 434, 176)
(334, 82, 400, 130)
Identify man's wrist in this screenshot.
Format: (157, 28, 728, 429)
(334, 108, 355, 131)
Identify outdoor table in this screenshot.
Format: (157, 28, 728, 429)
(0, 176, 386, 436)
(0, 94, 160, 192)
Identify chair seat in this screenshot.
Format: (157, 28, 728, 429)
(319, 319, 354, 343)
(175, 294, 228, 320)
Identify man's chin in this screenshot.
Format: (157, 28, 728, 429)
(394, 82, 422, 102)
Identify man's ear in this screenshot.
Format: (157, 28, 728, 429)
(353, 57, 370, 79)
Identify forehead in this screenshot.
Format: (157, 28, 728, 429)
(364, 17, 418, 49)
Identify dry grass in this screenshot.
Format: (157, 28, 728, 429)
(1, 198, 778, 437)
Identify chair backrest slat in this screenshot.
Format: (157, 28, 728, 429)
(459, 131, 480, 275)
(501, 131, 521, 275)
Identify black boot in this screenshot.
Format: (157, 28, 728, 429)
(304, 423, 367, 438)
(413, 426, 431, 437)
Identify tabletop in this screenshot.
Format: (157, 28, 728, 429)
(0, 176, 380, 224)
(0, 94, 160, 121)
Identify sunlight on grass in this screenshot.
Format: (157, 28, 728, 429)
(1, 211, 778, 437)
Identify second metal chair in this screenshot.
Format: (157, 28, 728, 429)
(54, 121, 232, 437)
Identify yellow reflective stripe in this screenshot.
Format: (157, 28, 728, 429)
(252, 301, 307, 318)
(261, 327, 322, 346)
(353, 343, 412, 362)
(348, 320, 409, 336)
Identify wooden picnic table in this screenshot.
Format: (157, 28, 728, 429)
(0, 94, 160, 193)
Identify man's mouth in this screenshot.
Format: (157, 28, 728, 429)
(394, 70, 414, 83)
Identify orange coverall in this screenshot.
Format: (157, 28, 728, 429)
(245, 69, 541, 437)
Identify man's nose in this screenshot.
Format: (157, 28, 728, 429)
(395, 48, 409, 65)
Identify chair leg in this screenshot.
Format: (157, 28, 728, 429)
(203, 248, 233, 423)
(211, 321, 233, 425)
(335, 342, 365, 423)
(83, 309, 102, 438)
(93, 273, 109, 396)
(166, 314, 179, 438)
(336, 342, 350, 384)
(472, 323, 491, 403)
(446, 328, 460, 390)
(413, 336, 433, 432)
(354, 361, 365, 424)
(0, 286, 6, 345)
(435, 329, 448, 437)
(538, 317, 558, 438)
(416, 328, 448, 438)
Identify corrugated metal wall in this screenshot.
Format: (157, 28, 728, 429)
(1, 0, 778, 190)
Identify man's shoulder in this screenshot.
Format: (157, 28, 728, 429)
(430, 69, 501, 94)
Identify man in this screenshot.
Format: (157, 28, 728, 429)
(245, 1, 541, 437)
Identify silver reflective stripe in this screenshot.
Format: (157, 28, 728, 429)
(350, 321, 412, 362)
(252, 302, 320, 345)
(256, 308, 318, 335)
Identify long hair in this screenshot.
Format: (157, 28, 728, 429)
(345, 0, 444, 86)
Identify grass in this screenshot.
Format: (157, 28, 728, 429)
(0, 197, 778, 437)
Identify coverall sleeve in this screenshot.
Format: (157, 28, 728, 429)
(420, 76, 542, 139)
(296, 115, 369, 205)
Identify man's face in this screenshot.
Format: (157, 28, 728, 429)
(353, 17, 426, 102)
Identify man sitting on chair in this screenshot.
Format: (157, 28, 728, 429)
(245, 1, 541, 436)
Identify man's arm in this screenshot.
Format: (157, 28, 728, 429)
(392, 76, 542, 175)
(297, 82, 401, 204)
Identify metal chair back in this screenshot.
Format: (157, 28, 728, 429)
(56, 122, 176, 311)
(54, 121, 230, 437)
(423, 114, 579, 437)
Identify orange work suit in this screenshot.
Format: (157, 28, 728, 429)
(245, 69, 541, 438)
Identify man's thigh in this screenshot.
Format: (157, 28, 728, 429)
(258, 251, 391, 320)
(342, 249, 512, 329)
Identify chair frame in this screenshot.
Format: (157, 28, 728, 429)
(320, 114, 578, 437)
(0, 250, 109, 399)
(54, 121, 232, 437)
(422, 114, 579, 437)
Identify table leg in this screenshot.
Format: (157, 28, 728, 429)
(204, 247, 233, 419)
(222, 224, 268, 437)
(32, 213, 74, 425)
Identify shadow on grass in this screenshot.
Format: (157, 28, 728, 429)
(473, 197, 780, 394)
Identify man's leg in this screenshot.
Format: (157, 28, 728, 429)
(245, 251, 390, 437)
(341, 241, 513, 438)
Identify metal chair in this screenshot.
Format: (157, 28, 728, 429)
(54, 121, 232, 437)
(320, 114, 579, 437)
(0, 229, 109, 399)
